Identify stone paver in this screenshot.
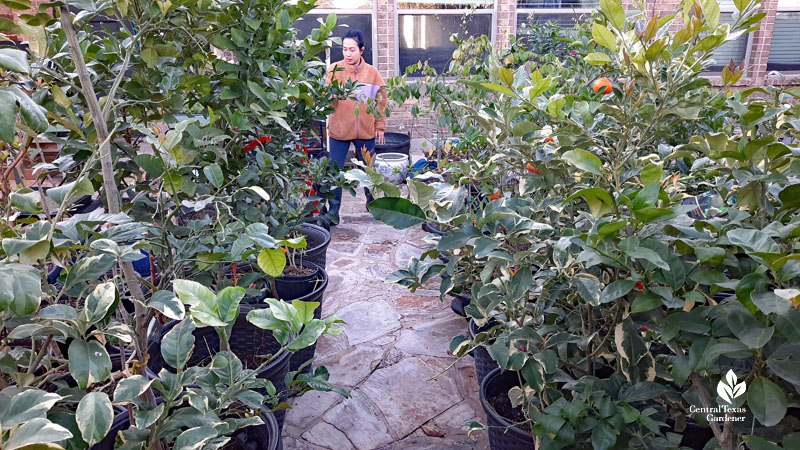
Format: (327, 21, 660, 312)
(321, 390, 395, 450)
(282, 187, 489, 449)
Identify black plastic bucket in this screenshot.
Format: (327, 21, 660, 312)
(480, 368, 535, 449)
(469, 318, 500, 385)
(298, 223, 331, 270)
(374, 132, 411, 157)
(273, 260, 321, 301)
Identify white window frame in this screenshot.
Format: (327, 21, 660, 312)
(395, 1, 497, 77)
(306, 6, 378, 67)
(767, 0, 800, 74)
(515, 7, 595, 34)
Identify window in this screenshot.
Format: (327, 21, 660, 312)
(767, 0, 800, 72)
(294, 14, 375, 65)
(706, 12, 750, 72)
(398, 0, 495, 75)
(516, 0, 597, 31)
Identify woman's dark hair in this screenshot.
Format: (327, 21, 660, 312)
(343, 30, 365, 50)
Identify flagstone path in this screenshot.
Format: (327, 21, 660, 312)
(281, 189, 490, 450)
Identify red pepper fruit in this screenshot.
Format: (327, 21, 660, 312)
(544, 137, 555, 143)
(489, 192, 502, 200)
(641, 326, 648, 331)
(635, 282, 644, 291)
(243, 136, 272, 153)
(526, 163, 540, 174)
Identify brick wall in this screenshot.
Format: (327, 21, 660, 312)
(376, 0, 396, 80)
(749, 0, 778, 85)
(496, 0, 516, 50)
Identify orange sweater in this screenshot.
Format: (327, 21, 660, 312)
(325, 57, 387, 141)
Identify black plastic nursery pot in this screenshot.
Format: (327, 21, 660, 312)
(146, 310, 291, 431)
(272, 260, 323, 302)
(247, 261, 328, 376)
(374, 132, 411, 157)
(91, 405, 282, 450)
(450, 293, 471, 321)
(480, 368, 536, 450)
(469, 318, 501, 385)
(298, 222, 331, 270)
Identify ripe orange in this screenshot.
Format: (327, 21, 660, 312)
(593, 77, 613, 95)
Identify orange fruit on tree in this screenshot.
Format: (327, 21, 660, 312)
(593, 77, 613, 95)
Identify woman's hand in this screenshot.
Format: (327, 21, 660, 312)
(376, 130, 385, 145)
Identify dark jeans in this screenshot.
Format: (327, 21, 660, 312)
(328, 137, 375, 222)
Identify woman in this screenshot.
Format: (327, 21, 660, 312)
(324, 30, 387, 224)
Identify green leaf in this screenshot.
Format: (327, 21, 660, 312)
(631, 293, 663, 312)
(600, 0, 626, 29)
(133, 403, 164, 430)
(257, 248, 286, 277)
(743, 436, 782, 450)
(0, 263, 42, 316)
(173, 279, 216, 307)
(563, 149, 603, 175)
(149, 290, 185, 320)
(216, 286, 244, 323)
(68, 340, 112, 389)
(293, 300, 320, 323)
(574, 274, 601, 306)
(368, 197, 427, 230)
(0, 90, 17, 143)
(600, 279, 635, 304)
(408, 179, 435, 207)
(699, 0, 720, 28)
(8, 189, 41, 213)
(633, 183, 660, 211)
(750, 291, 792, 315)
(11, 86, 47, 132)
(246, 308, 284, 331)
(694, 246, 726, 265)
(591, 422, 617, 450)
(287, 320, 326, 351)
(480, 82, 515, 96)
(727, 307, 773, 349)
(161, 319, 196, 370)
(173, 426, 218, 450)
(203, 163, 224, 189)
(63, 254, 115, 291)
(134, 154, 165, 178)
(619, 382, 668, 402)
(664, 311, 710, 334)
(114, 375, 153, 402)
(0, 48, 29, 74)
(640, 164, 662, 185)
(565, 188, 615, 218)
(0, 389, 61, 429)
(3, 418, 72, 450)
(76, 392, 113, 446)
(81, 282, 116, 326)
(585, 52, 612, 65)
(747, 378, 786, 427)
(727, 229, 779, 254)
(592, 24, 617, 52)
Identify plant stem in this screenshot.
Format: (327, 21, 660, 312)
(689, 372, 731, 449)
(27, 334, 52, 373)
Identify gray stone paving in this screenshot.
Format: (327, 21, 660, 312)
(282, 189, 489, 450)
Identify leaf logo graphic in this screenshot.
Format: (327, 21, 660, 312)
(717, 370, 746, 405)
